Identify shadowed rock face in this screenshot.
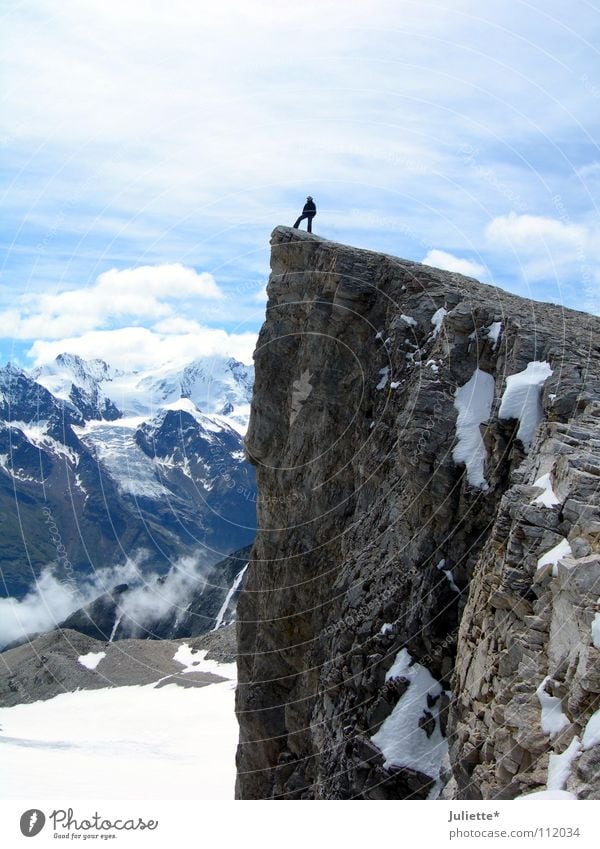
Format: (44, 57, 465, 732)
(235, 226, 600, 800)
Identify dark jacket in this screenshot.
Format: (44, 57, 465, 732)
(303, 199, 316, 216)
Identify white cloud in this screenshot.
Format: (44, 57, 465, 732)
(485, 212, 586, 252)
(0, 263, 222, 340)
(152, 317, 207, 334)
(252, 285, 268, 303)
(0, 555, 145, 649)
(29, 326, 257, 370)
(4, 0, 597, 259)
(97, 264, 222, 299)
(576, 162, 600, 182)
(422, 249, 486, 279)
(484, 212, 600, 314)
(0, 551, 215, 648)
(1, 0, 599, 328)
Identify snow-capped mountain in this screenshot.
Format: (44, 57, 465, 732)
(126, 357, 253, 432)
(33, 353, 121, 422)
(33, 352, 254, 433)
(1, 361, 83, 426)
(0, 354, 256, 609)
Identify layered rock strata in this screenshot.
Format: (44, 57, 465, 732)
(235, 226, 600, 799)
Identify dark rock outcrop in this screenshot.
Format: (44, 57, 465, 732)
(235, 226, 600, 799)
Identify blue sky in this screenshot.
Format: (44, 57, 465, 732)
(1, 0, 599, 370)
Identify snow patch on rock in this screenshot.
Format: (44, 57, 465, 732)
(498, 361, 553, 449)
(537, 539, 573, 576)
(452, 368, 495, 490)
(531, 472, 560, 507)
(77, 651, 106, 671)
(548, 737, 581, 791)
(536, 676, 570, 737)
(371, 648, 448, 788)
(431, 307, 447, 337)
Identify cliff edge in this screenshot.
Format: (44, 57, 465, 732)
(235, 225, 600, 799)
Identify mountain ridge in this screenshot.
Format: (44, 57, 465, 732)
(0, 351, 257, 646)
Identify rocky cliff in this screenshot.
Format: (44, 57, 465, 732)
(235, 226, 600, 800)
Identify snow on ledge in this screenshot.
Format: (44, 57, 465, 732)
(536, 538, 573, 577)
(515, 789, 577, 800)
(536, 676, 570, 737)
(452, 368, 495, 490)
(531, 472, 560, 507)
(592, 611, 600, 650)
(371, 648, 448, 791)
(498, 361, 553, 449)
(486, 321, 502, 350)
(376, 367, 389, 390)
(431, 307, 447, 337)
(436, 559, 460, 593)
(582, 707, 600, 750)
(548, 737, 581, 791)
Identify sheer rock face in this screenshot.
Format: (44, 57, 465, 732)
(235, 226, 600, 800)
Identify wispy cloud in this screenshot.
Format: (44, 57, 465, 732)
(1, 0, 599, 337)
(0, 554, 148, 649)
(0, 551, 216, 648)
(29, 326, 257, 370)
(422, 249, 487, 279)
(485, 212, 587, 253)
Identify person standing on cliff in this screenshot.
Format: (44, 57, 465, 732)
(293, 196, 316, 232)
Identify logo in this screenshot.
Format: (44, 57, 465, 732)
(290, 369, 313, 425)
(19, 810, 46, 837)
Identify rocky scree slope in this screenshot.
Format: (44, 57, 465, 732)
(0, 625, 236, 708)
(235, 226, 600, 800)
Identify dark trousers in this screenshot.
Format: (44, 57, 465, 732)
(293, 213, 315, 232)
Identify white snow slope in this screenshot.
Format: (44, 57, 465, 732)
(0, 653, 238, 799)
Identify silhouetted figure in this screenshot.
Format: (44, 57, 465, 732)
(293, 196, 316, 232)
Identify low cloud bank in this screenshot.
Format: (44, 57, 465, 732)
(0, 552, 214, 650)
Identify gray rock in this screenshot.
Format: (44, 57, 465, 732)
(235, 226, 600, 800)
